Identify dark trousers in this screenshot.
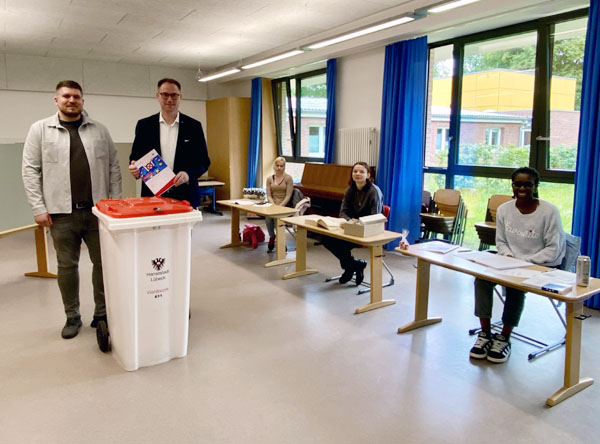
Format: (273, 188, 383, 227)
(322, 236, 360, 270)
(474, 278, 526, 327)
(49, 209, 105, 319)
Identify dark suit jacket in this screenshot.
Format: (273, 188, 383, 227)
(130, 112, 210, 207)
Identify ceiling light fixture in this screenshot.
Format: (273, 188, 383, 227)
(428, 0, 480, 14)
(306, 15, 415, 50)
(241, 50, 304, 70)
(198, 68, 241, 82)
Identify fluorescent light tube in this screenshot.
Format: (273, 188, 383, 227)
(198, 68, 241, 82)
(241, 50, 304, 70)
(307, 16, 414, 50)
(428, 0, 480, 14)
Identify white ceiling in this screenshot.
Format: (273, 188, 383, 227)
(0, 0, 588, 80)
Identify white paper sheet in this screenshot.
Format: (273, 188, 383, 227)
(459, 251, 532, 270)
(493, 268, 543, 278)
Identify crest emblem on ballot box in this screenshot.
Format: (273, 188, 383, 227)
(151, 257, 166, 271)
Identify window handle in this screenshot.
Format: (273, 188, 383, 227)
(536, 136, 551, 141)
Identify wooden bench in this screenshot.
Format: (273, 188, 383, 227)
(296, 163, 376, 215)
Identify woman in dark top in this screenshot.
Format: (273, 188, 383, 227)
(323, 162, 383, 285)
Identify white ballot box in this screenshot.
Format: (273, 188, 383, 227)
(93, 197, 203, 371)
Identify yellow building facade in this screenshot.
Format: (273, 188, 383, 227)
(432, 69, 576, 111)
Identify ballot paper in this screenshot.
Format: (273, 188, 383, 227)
(134, 149, 176, 197)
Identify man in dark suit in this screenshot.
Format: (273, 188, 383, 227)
(128, 78, 210, 207)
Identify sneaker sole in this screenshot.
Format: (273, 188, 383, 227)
(486, 354, 509, 363)
(469, 351, 488, 359)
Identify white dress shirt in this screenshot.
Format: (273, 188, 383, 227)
(159, 112, 179, 172)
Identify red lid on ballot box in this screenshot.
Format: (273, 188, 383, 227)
(95, 197, 193, 218)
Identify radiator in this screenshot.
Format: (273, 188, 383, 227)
(337, 127, 378, 166)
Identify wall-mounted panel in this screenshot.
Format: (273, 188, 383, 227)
(83, 61, 150, 97)
(5, 54, 84, 91)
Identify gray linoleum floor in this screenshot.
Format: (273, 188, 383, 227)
(1, 211, 599, 444)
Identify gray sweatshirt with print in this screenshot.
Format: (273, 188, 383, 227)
(495, 199, 566, 267)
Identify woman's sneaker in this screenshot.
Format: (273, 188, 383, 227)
(487, 334, 511, 363)
(469, 331, 492, 359)
(267, 237, 275, 252)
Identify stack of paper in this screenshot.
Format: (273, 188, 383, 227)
(522, 269, 576, 294)
(417, 241, 460, 254)
(459, 251, 532, 270)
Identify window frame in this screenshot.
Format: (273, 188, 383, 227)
(424, 8, 588, 188)
(272, 68, 327, 163)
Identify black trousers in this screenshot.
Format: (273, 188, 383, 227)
(322, 236, 360, 270)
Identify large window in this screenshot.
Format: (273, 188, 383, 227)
(272, 69, 327, 164)
(424, 9, 587, 248)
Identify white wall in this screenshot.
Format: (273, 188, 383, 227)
(336, 47, 385, 132)
(0, 53, 208, 142)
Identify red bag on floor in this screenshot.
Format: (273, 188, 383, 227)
(242, 223, 265, 248)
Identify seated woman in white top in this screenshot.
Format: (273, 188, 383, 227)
(470, 166, 566, 364)
(265, 157, 294, 252)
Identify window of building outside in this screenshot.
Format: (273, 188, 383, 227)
(272, 69, 327, 181)
(486, 128, 501, 146)
(309, 126, 325, 154)
(520, 128, 532, 147)
(424, 10, 586, 248)
(436, 127, 450, 151)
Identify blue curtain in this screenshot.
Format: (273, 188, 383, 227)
(246, 77, 262, 187)
(377, 36, 428, 247)
(573, 1, 600, 309)
(324, 59, 337, 164)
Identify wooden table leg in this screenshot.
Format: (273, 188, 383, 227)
(24, 226, 56, 278)
(397, 258, 442, 332)
(282, 226, 317, 279)
(265, 217, 295, 268)
(355, 245, 395, 314)
(220, 207, 247, 248)
(546, 301, 594, 406)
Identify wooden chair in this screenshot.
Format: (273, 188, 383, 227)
(420, 189, 468, 245)
(474, 194, 513, 250)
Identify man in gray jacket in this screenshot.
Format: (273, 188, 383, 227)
(22, 80, 122, 339)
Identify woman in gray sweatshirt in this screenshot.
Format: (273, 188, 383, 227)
(469, 167, 566, 364)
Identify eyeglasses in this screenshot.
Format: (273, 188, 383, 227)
(512, 181, 535, 188)
(158, 92, 180, 99)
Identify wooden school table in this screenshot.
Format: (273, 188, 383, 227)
(281, 215, 403, 314)
(217, 200, 298, 268)
(396, 244, 600, 407)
